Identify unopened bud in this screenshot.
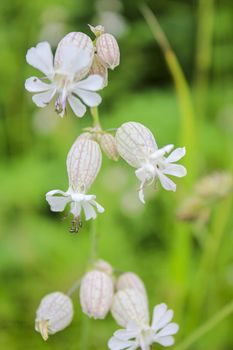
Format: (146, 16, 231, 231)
(111, 288, 149, 328)
(195, 172, 233, 200)
(99, 133, 119, 161)
(35, 292, 73, 340)
(96, 33, 120, 70)
(80, 270, 114, 319)
(95, 259, 113, 275)
(88, 24, 105, 37)
(116, 272, 147, 302)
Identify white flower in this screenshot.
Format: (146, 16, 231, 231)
(108, 302, 179, 350)
(115, 122, 187, 203)
(25, 32, 104, 118)
(46, 139, 104, 223)
(35, 292, 73, 341)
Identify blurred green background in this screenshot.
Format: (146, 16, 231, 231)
(0, 0, 233, 349)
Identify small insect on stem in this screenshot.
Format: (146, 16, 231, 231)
(69, 217, 83, 234)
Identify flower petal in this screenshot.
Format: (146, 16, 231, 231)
(166, 147, 186, 163)
(32, 88, 56, 107)
(75, 74, 104, 91)
(154, 335, 174, 347)
(163, 164, 187, 178)
(90, 200, 105, 213)
(74, 89, 102, 107)
(46, 189, 71, 212)
(108, 336, 136, 350)
(56, 45, 92, 77)
(157, 172, 176, 192)
(156, 323, 179, 337)
(151, 304, 167, 330)
(70, 201, 82, 218)
(25, 77, 54, 93)
(114, 329, 139, 341)
(68, 95, 86, 117)
(150, 145, 174, 159)
(26, 42, 54, 78)
(82, 202, 97, 220)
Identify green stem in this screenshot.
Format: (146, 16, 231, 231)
(174, 299, 233, 350)
(187, 195, 232, 331)
(90, 107, 101, 127)
(195, 0, 215, 120)
(141, 5, 197, 183)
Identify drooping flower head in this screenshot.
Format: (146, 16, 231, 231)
(46, 138, 104, 229)
(25, 32, 104, 118)
(109, 289, 179, 350)
(115, 122, 187, 203)
(80, 268, 114, 319)
(35, 292, 73, 341)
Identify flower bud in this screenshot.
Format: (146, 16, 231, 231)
(96, 33, 120, 70)
(111, 288, 149, 328)
(77, 132, 93, 141)
(66, 138, 102, 192)
(99, 133, 119, 161)
(54, 32, 94, 79)
(116, 122, 157, 168)
(35, 292, 73, 340)
(88, 24, 105, 37)
(89, 54, 108, 87)
(116, 272, 147, 301)
(195, 172, 233, 200)
(80, 270, 114, 319)
(95, 259, 113, 275)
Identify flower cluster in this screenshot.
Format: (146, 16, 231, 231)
(35, 261, 179, 349)
(26, 24, 185, 349)
(25, 26, 120, 118)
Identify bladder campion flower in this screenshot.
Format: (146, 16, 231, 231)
(80, 269, 114, 319)
(116, 122, 187, 203)
(109, 289, 179, 350)
(25, 32, 104, 118)
(35, 292, 73, 341)
(116, 272, 148, 302)
(46, 138, 104, 230)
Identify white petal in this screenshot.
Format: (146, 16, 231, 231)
(154, 336, 174, 347)
(155, 310, 174, 331)
(82, 202, 97, 220)
(90, 200, 105, 213)
(150, 145, 174, 159)
(163, 164, 187, 177)
(68, 95, 86, 117)
(108, 337, 136, 350)
(166, 147, 186, 163)
(114, 329, 139, 341)
(26, 41, 54, 77)
(75, 74, 104, 91)
(152, 304, 167, 330)
(138, 182, 145, 204)
(74, 89, 102, 107)
(70, 201, 82, 218)
(32, 88, 56, 107)
(56, 45, 92, 77)
(25, 77, 54, 92)
(157, 172, 176, 192)
(135, 168, 147, 182)
(46, 189, 71, 212)
(156, 323, 179, 337)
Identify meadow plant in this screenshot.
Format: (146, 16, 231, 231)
(26, 24, 186, 348)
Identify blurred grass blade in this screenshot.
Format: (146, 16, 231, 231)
(174, 299, 233, 350)
(141, 4, 197, 184)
